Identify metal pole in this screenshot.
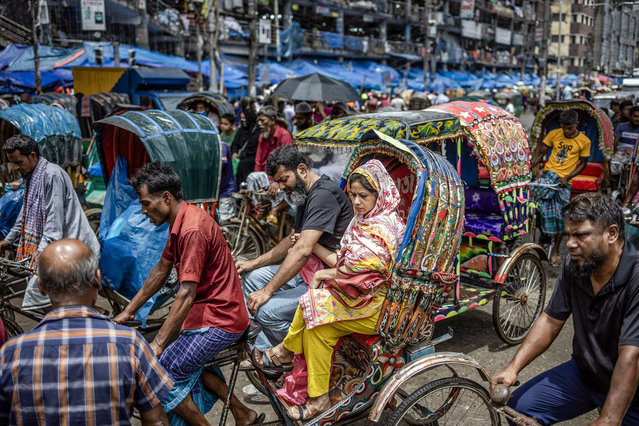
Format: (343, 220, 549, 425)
(248, 0, 258, 97)
(274, 0, 280, 62)
(520, 0, 527, 82)
(539, 0, 550, 108)
(114, 41, 120, 68)
(30, 0, 42, 94)
(209, 0, 219, 91)
(196, 20, 203, 91)
(556, 0, 562, 100)
(423, 0, 430, 89)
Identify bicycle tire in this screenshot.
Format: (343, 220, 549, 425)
(493, 253, 546, 345)
(2, 316, 24, 338)
(220, 222, 264, 261)
(387, 376, 500, 426)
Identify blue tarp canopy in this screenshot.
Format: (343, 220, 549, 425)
(0, 103, 80, 142)
(0, 69, 73, 94)
(0, 44, 29, 70)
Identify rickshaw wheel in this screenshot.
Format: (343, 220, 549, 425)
(2, 316, 24, 339)
(493, 253, 546, 345)
(84, 208, 102, 237)
(387, 377, 500, 426)
(244, 369, 268, 397)
(220, 222, 264, 261)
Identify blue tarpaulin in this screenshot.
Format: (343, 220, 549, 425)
(0, 103, 80, 142)
(0, 44, 29, 70)
(0, 69, 73, 94)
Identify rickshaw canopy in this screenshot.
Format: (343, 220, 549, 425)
(0, 103, 82, 167)
(294, 110, 462, 149)
(530, 100, 614, 161)
(428, 101, 531, 241)
(94, 109, 222, 202)
(33, 92, 78, 116)
(176, 92, 234, 117)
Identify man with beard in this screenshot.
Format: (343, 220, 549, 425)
(491, 193, 639, 424)
(0, 134, 100, 312)
(255, 106, 293, 175)
(236, 146, 353, 350)
(292, 102, 314, 135)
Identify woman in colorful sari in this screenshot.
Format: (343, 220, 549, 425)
(250, 159, 406, 420)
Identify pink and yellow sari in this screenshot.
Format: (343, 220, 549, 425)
(299, 159, 406, 329)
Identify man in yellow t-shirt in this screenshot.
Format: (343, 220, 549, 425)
(531, 109, 591, 267)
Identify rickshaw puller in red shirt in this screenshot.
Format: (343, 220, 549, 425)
(114, 162, 261, 426)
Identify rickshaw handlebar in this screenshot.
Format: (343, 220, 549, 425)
(528, 182, 560, 189)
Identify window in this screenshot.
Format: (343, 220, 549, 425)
(570, 35, 576, 44)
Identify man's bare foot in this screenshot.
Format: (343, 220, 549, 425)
(287, 394, 331, 420)
(550, 253, 561, 267)
(234, 409, 263, 426)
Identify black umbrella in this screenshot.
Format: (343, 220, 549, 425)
(270, 73, 360, 103)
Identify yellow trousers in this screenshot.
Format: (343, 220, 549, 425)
(282, 306, 379, 397)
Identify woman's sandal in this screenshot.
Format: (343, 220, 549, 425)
(250, 347, 293, 373)
(287, 404, 320, 421)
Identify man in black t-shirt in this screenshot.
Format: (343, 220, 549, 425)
(491, 193, 639, 424)
(236, 146, 353, 349)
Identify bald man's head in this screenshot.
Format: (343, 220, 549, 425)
(38, 239, 99, 303)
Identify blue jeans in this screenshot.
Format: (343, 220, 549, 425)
(242, 265, 307, 350)
(509, 359, 639, 425)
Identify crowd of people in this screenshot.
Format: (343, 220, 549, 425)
(2, 89, 639, 426)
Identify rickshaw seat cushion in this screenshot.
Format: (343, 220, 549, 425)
(465, 187, 501, 214)
(571, 162, 604, 192)
(478, 165, 490, 180)
(349, 333, 382, 353)
(464, 211, 504, 239)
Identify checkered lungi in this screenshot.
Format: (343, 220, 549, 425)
(160, 326, 243, 423)
(538, 170, 571, 235)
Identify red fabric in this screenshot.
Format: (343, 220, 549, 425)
(0, 318, 7, 347)
(254, 125, 293, 172)
(581, 162, 604, 177)
(161, 202, 249, 333)
(478, 166, 490, 180)
(571, 162, 604, 192)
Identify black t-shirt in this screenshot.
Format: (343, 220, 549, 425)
(294, 175, 353, 252)
(545, 239, 639, 395)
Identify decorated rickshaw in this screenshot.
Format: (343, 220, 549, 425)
(295, 107, 547, 345)
(92, 109, 222, 328)
(530, 100, 614, 199)
(77, 92, 133, 140)
(427, 101, 547, 345)
(241, 131, 500, 425)
(33, 92, 78, 117)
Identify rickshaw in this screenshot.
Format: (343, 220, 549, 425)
(427, 101, 547, 345)
(77, 92, 132, 140)
(238, 131, 501, 425)
(0, 103, 83, 186)
(176, 92, 234, 122)
(296, 107, 547, 345)
(33, 92, 78, 117)
(92, 109, 222, 328)
(530, 100, 614, 199)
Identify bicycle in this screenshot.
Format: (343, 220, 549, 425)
(0, 257, 45, 338)
(220, 186, 295, 261)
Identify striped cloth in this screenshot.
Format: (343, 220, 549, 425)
(0, 306, 173, 425)
(159, 326, 243, 425)
(16, 157, 48, 260)
(538, 170, 572, 235)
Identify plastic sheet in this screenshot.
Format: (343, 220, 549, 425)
(99, 201, 169, 325)
(99, 156, 136, 241)
(0, 188, 24, 238)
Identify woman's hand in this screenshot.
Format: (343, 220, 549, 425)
(309, 269, 329, 289)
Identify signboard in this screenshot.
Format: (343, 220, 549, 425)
(461, 20, 482, 39)
(512, 33, 524, 46)
(81, 0, 105, 31)
(460, 0, 475, 19)
(38, 0, 50, 26)
(259, 19, 272, 44)
(495, 27, 512, 45)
